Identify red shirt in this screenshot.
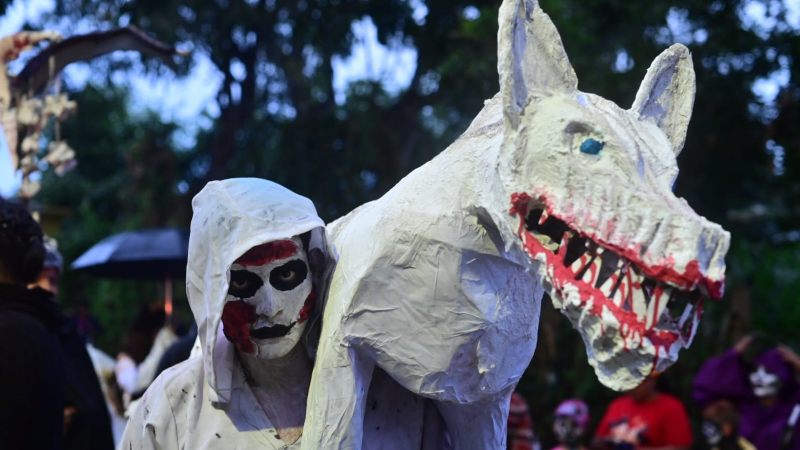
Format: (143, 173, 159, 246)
(508, 392, 537, 450)
(595, 393, 692, 447)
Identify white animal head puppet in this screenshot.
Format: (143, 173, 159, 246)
(187, 178, 330, 404)
(497, 0, 729, 388)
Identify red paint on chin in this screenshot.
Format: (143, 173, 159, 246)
(510, 192, 725, 300)
(235, 240, 298, 266)
(221, 301, 256, 353)
(297, 290, 316, 323)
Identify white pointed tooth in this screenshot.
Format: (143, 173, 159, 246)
(582, 257, 601, 284)
(599, 273, 617, 298)
(646, 287, 658, 328)
(646, 285, 671, 327)
(570, 253, 589, 274)
(632, 283, 648, 323)
(655, 287, 672, 323)
(538, 209, 549, 225)
(612, 276, 627, 306)
(678, 301, 693, 327)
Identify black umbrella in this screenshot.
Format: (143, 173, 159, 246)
(72, 228, 189, 317)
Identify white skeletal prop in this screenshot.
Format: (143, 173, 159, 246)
(303, 0, 730, 448)
(0, 28, 184, 200)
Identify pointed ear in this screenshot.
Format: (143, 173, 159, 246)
(498, 0, 578, 128)
(631, 44, 696, 156)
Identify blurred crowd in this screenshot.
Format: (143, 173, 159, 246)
(2, 196, 800, 449)
(509, 334, 800, 450)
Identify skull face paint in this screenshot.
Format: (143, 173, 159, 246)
(749, 365, 781, 397)
(221, 236, 314, 359)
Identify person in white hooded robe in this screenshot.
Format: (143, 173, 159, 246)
(121, 178, 332, 450)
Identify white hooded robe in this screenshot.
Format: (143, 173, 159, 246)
(121, 178, 329, 450)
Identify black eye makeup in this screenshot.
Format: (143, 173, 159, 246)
(269, 259, 308, 291)
(228, 270, 264, 298)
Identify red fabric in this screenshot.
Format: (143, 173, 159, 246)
(508, 392, 536, 450)
(594, 393, 692, 448)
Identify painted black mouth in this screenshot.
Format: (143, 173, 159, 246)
(251, 322, 294, 339)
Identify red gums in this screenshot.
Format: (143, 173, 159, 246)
(235, 240, 298, 266)
(221, 301, 256, 353)
(512, 199, 680, 373)
(509, 191, 725, 300)
(297, 290, 316, 323)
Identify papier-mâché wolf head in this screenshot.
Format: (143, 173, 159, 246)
(497, 0, 730, 389)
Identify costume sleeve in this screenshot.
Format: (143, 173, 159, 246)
(692, 349, 752, 405)
(120, 375, 179, 450)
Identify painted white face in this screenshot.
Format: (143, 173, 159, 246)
(221, 236, 315, 359)
(749, 365, 780, 397)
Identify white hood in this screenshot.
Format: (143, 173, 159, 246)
(187, 178, 329, 404)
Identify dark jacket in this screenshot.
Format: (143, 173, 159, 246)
(0, 283, 65, 450)
(59, 318, 114, 450)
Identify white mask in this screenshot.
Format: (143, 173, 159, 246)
(221, 236, 315, 359)
(750, 365, 780, 397)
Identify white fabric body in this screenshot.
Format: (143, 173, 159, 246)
(123, 355, 302, 450)
(86, 343, 127, 447)
(121, 178, 329, 450)
(303, 0, 730, 448)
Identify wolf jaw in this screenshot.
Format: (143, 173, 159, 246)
(509, 191, 709, 382)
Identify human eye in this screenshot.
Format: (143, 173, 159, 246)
(269, 259, 308, 291)
(228, 270, 264, 298)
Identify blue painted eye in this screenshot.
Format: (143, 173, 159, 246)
(580, 138, 604, 155)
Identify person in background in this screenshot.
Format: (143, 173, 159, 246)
(114, 305, 177, 404)
(552, 399, 590, 450)
(701, 400, 756, 450)
(593, 375, 692, 450)
(508, 391, 541, 450)
(694, 335, 800, 450)
(0, 198, 64, 450)
(34, 238, 115, 450)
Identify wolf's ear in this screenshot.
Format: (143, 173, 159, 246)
(498, 0, 578, 128)
(631, 44, 696, 156)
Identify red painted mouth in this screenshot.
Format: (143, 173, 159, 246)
(509, 192, 707, 358)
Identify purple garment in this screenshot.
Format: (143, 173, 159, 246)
(694, 348, 800, 450)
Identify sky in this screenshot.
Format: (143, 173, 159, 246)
(0, 0, 797, 195)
